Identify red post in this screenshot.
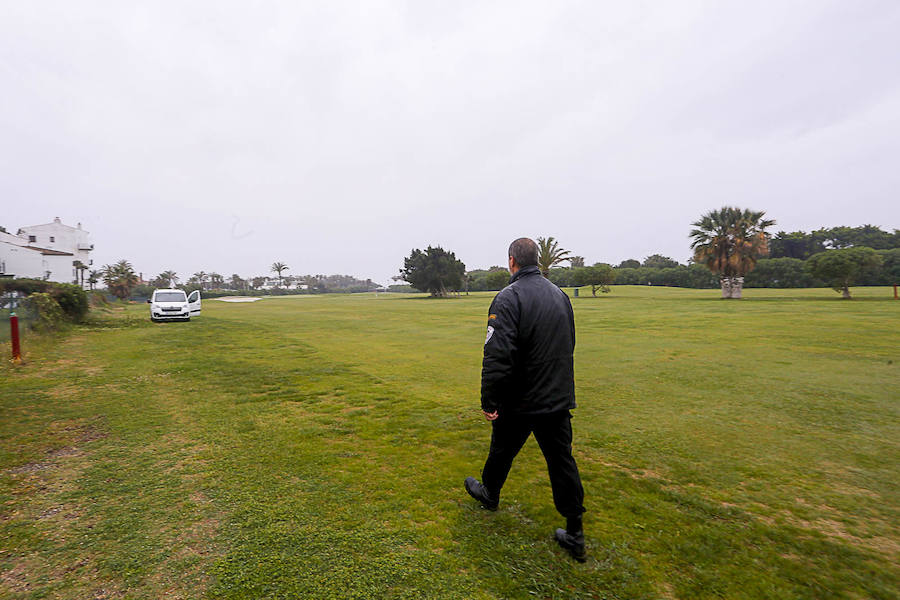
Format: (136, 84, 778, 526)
(894, 284, 898, 300)
(10, 312, 21, 362)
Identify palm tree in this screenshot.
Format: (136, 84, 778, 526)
(537, 237, 572, 277)
(209, 273, 224, 289)
(690, 207, 775, 299)
(87, 270, 100, 291)
(229, 274, 245, 290)
(101, 260, 139, 300)
(158, 270, 178, 287)
(271, 262, 289, 287)
(72, 260, 88, 288)
(192, 271, 209, 291)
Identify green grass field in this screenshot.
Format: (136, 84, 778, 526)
(2, 286, 898, 599)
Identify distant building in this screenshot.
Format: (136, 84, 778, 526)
(0, 217, 94, 287)
(255, 277, 308, 291)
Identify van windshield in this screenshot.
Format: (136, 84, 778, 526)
(155, 292, 187, 302)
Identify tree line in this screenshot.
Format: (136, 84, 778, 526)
(92, 220, 899, 301)
(400, 221, 898, 299)
(96, 260, 383, 300)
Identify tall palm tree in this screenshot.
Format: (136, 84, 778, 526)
(209, 272, 224, 289)
(192, 271, 209, 291)
(101, 260, 139, 300)
(72, 260, 88, 288)
(536, 237, 571, 277)
(158, 270, 178, 287)
(690, 207, 775, 299)
(87, 270, 100, 291)
(271, 262, 289, 287)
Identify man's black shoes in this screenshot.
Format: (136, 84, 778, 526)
(464, 477, 498, 511)
(554, 528, 586, 562)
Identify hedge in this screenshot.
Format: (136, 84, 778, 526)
(0, 279, 89, 322)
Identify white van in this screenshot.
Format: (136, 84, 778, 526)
(148, 289, 201, 322)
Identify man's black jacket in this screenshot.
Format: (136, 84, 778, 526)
(481, 265, 576, 415)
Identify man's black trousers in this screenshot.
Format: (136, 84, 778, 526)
(481, 410, 585, 518)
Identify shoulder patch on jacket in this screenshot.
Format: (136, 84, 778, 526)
(488, 314, 497, 320)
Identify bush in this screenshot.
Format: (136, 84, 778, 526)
(23, 292, 65, 332)
(744, 258, 822, 288)
(52, 283, 90, 321)
(0, 279, 89, 322)
(89, 291, 110, 307)
(130, 283, 155, 300)
(859, 249, 900, 285)
(469, 269, 509, 291)
(611, 265, 718, 288)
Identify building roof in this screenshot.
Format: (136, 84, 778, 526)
(17, 217, 89, 234)
(24, 245, 73, 256)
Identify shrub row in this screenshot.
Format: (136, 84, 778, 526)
(541, 249, 900, 291)
(0, 279, 90, 326)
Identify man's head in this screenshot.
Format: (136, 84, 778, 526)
(508, 237, 539, 275)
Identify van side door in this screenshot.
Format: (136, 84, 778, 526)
(188, 290, 202, 315)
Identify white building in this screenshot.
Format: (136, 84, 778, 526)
(255, 277, 308, 291)
(0, 218, 94, 287)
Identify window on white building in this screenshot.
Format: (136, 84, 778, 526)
(50, 236, 55, 242)
(28, 235, 36, 243)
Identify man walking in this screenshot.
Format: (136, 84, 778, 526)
(465, 237, 586, 562)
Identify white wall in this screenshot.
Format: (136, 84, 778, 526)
(17, 219, 92, 255)
(0, 237, 45, 279)
(14, 219, 93, 286)
(43, 254, 79, 284)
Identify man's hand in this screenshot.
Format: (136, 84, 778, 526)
(482, 410, 499, 421)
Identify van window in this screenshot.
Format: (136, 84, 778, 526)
(154, 291, 187, 302)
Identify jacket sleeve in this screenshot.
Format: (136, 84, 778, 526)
(480, 293, 519, 412)
(565, 293, 576, 349)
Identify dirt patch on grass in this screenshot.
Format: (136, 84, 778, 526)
(1, 556, 37, 594)
(655, 580, 677, 600)
(139, 487, 222, 598)
(784, 515, 900, 559)
(830, 482, 881, 499)
(4, 418, 105, 475)
(1, 442, 102, 596)
(6, 460, 53, 474)
(2, 420, 101, 528)
(582, 455, 667, 482)
(3, 412, 224, 599)
(0, 554, 125, 599)
(49, 416, 108, 443)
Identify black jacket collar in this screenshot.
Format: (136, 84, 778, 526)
(509, 265, 541, 285)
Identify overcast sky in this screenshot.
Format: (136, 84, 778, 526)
(2, 1, 898, 285)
